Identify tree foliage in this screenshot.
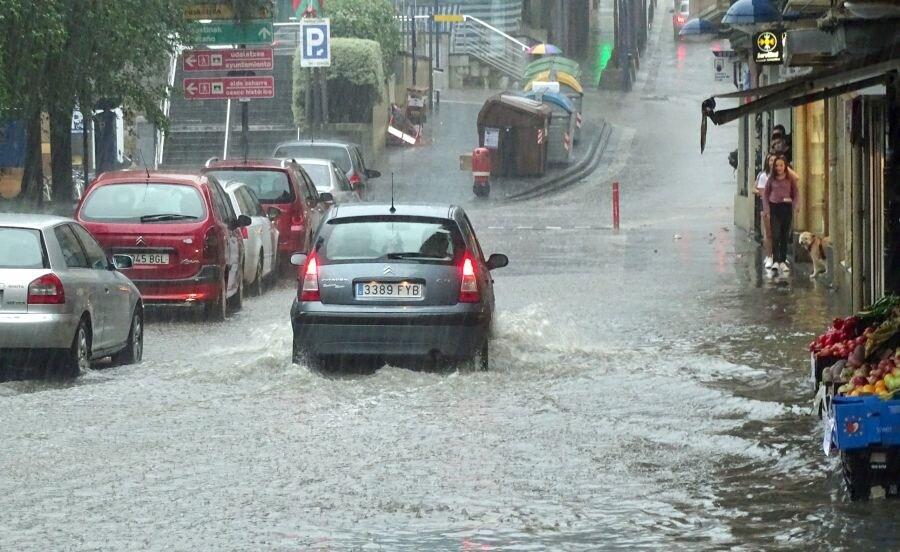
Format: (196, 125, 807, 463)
(293, 38, 384, 126)
(0, 0, 273, 204)
(326, 0, 400, 77)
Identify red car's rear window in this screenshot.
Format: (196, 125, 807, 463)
(80, 183, 206, 223)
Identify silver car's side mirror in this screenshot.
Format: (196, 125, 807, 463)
(290, 252, 307, 266)
(112, 254, 134, 270)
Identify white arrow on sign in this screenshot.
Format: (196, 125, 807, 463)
(185, 54, 197, 68)
(186, 82, 198, 95)
(258, 26, 272, 40)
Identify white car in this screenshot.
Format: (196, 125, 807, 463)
(224, 182, 280, 296)
(294, 158, 360, 204)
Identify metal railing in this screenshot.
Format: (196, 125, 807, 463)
(451, 15, 528, 81)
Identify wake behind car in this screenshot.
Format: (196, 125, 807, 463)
(0, 214, 143, 378)
(75, 170, 250, 321)
(203, 159, 332, 265)
(290, 203, 508, 370)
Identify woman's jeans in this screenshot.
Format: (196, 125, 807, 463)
(769, 202, 793, 263)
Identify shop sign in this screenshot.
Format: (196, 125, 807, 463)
(712, 50, 736, 82)
(754, 31, 784, 65)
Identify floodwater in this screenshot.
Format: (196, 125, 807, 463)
(1, 6, 890, 552)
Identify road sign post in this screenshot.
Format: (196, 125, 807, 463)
(299, 18, 331, 68)
(183, 76, 275, 100)
(183, 48, 274, 72)
(190, 20, 274, 46)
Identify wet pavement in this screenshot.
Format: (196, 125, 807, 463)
(1, 7, 893, 552)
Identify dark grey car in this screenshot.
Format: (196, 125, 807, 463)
(272, 140, 381, 199)
(290, 204, 508, 370)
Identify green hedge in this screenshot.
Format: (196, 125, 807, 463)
(293, 37, 384, 126)
(326, 0, 399, 76)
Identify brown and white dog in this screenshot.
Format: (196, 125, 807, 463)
(798, 231, 831, 278)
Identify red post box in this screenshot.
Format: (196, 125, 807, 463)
(472, 147, 491, 197)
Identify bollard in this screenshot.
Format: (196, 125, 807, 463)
(612, 181, 620, 230)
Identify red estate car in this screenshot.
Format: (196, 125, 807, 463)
(75, 170, 250, 320)
(202, 159, 332, 265)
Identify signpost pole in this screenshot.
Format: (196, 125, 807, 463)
(223, 98, 231, 159)
(240, 99, 249, 161)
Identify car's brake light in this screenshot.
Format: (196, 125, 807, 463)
(291, 212, 304, 227)
(28, 273, 65, 305)
(348, 174, 361, 186)
(676, 15, 686, 23)
(300, 254, 320, 301)
(240, 226, 249, 240)
(459, 254, 480, 303)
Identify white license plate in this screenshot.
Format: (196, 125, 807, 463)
(130, 252, 169, 265)
(355, 281, 424, 299)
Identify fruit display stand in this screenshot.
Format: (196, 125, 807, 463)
(811, 295, 900, 500)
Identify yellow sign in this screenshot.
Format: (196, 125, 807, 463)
(184, 4, 271, 20)
(433, 14, 465, 23)
(757, 32, 777, 52)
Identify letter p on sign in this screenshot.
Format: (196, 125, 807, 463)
(300, 18, 331, 67)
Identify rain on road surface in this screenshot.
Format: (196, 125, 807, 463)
(2, 10, 894, 552)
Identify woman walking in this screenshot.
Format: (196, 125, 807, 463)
(754, 154, 776, 269)
(763, 155, 799, 274)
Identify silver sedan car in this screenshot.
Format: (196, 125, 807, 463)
(0, 213, 144, 378)
(294, 158, 361, 203)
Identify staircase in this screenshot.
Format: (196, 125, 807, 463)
(451, 15, 529, 82)
(160, 29, 299, 169)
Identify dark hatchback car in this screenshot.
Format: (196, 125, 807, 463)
(272, 140, 380, 200)
(290, 204, 508, 370)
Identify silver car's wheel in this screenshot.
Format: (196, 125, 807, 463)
(252, 251, 265, 297)
(112, 307, 143, 365)
(57, 318, 91, 378)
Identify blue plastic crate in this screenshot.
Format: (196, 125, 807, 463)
(832, 396, 900, 450)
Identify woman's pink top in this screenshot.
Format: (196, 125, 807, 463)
(763, 174, 798, 214)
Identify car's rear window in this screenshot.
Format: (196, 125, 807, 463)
(274, 145, 352, 172)
(80, 183, 206, 223)
(319, 217, 462, 263)
(0, 227, 46, 268)
(207, 170, 294, 203)
(299, 163, 331, 191)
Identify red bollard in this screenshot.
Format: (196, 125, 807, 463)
(612, 181, 620, 230)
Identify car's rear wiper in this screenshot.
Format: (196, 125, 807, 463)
(386, 252, 425, 259)
(139, 214, 199, 222)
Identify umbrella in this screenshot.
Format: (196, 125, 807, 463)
(526, 43, 563, 55)
(678, 18, 718, 36)
(523, 56, 582, 81)
(722, 0, 781, 26)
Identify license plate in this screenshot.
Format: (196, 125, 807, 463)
(355, 281, 424, 300)
(130, 252, 169, 265)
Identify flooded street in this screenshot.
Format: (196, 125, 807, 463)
(2, 8, 896, 552)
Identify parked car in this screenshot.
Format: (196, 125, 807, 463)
(272, 140, 380, 200)
(74, 170, 250, 321)
(290, 203, 508, 371)
(203, 159, 332, 265)
(223, 181, 280, 296)
(0, 213, 143, 377)
(673, 0, 689, 39)
(294, 158, 360, 204)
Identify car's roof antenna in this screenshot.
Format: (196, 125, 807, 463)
(389, 173, 396, 214)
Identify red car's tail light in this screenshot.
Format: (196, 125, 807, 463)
(299, 254, 320, 302)
(28, 273, 65, 304)
(459, 254, 480, 303)
(676, 15, 686, 23)
(348, 174, 361, 186)
(203, 228, 220, 261)
(240, 226, 249, 240)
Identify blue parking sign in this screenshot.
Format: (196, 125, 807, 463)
(300, 18, 330, 68)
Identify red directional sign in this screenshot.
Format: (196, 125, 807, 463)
(183, 48, 274, 72)
(183, 76, 275, 100)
